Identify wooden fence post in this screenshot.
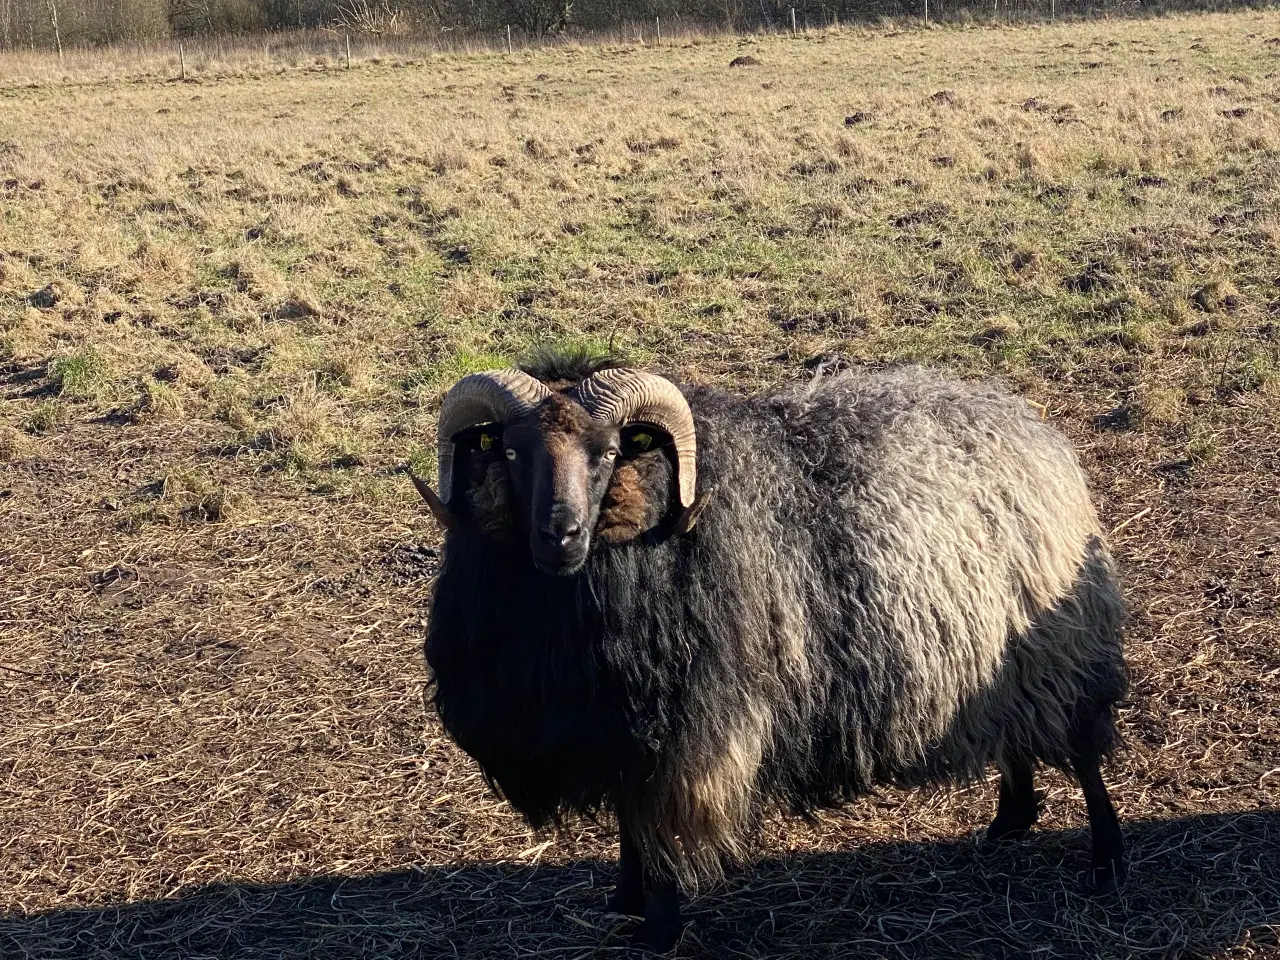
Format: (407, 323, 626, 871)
(345, 32, 351, 69)
(179, 42, 185, 80)
(506, 24, 512, 54)
(790, 7, 797, 35)
(655, 16, 660, 46)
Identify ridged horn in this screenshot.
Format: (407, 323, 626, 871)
(437, 369, 551, 503)
(571, 368, 697, 508)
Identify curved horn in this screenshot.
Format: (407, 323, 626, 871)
(572, 368, 697, 508)
(437, 369, 550, 502)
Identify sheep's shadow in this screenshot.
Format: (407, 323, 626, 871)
(2, 810, 1275, 959)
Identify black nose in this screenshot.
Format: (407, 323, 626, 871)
(539, 518, 584, 547)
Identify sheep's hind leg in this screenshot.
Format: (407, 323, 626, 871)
(605, 824, 645, 917)
(1070, 741, 1127, 895)
(983, 757, 1040, 847)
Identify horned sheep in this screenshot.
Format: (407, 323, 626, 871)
(414, 347, 1129, 952)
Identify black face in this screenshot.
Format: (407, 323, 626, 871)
(502, 411, 621, 576)
(450, 395, 674, 576)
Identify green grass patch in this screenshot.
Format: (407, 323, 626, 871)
(48, 347, 110, 400)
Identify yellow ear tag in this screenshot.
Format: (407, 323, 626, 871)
(633, 432, 652, 451)
(479, 433, 494, 452)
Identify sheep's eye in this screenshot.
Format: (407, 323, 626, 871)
(504, 448, 518, 461)
(602, 448, 619, 462)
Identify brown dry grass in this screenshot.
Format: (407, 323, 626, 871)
(1, 10, 1278, 958)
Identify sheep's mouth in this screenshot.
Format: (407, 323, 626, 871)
(531, 548, 589, 577)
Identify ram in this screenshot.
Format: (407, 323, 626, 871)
(415, 348, 1128, 952)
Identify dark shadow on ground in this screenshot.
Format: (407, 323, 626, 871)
(0, 362, 53, 399)
(3, 810, 1276, 959)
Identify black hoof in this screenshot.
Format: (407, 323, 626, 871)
(605, 887, 645, 918)
(1084, 859, 1128, 896)
(632, 914, 682, 953)
(982, 822, 1033, 850)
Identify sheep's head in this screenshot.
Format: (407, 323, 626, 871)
(414, 366, 708, 576)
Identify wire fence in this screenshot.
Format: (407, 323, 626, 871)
(0, 0, 1273, 62)
(447, 0, 1271, 55)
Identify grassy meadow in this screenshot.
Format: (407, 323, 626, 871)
(1, 11, 1278, 958)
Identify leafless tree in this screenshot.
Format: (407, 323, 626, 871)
(45, 0, 61, 54)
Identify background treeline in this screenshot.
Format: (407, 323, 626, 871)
(0, 0, 1270, 55)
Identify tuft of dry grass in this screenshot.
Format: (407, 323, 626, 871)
(0, 423, 38, 460)
(1, 10, 1278, 959)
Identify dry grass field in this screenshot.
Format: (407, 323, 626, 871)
(2, 10, 1279, 958)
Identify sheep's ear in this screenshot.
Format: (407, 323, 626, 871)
(412, 476, 455, 531)
(674, 487, 714, 535)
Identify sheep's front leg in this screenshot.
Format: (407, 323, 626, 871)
(632, 869, 682, 953)
(606, 816, 683, 952)
(605, 823, 645, 917)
